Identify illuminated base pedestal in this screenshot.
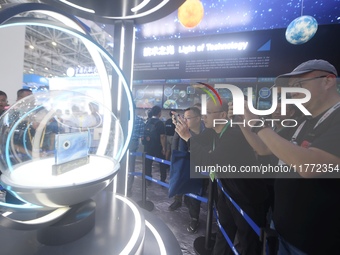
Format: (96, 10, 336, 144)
(37, 199, 96, 246)
(0, 191, 182, 255)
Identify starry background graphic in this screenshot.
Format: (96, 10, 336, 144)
(131, 0, 340, 109)
(135, 0, 340, 41)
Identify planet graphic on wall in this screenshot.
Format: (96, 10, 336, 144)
(178, 0, 204, 28)
(285, 15, 318, 45)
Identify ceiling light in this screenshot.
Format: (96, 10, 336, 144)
(51, 41, 57, 46)
(66, 67, 75, 77)
(44, 67, 49, 70)
(29, 44, 34, 49)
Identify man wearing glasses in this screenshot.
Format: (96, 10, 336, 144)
(168, 107, 205, 233)
(180, 98, 268, 255)
(231, 59, 340, 255)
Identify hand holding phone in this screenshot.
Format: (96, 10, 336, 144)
(171, 111, 179, 125)
(174, 113, 180, 124)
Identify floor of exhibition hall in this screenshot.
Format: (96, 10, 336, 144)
(128, 156, 217, 255)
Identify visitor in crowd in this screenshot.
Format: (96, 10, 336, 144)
(165, 111, 176, 165)
(0, 90, 8, 116)
(168, 107, 205, 233)
(16, 88, 32, 101)
(229, 59, 340, 255)
(177, 98, 268, 254)
(143, 105, 167, 184)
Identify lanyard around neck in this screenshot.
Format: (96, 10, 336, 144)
(213, 122, 230, 151)
(291, 101, 340, 142)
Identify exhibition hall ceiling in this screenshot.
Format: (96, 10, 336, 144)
(0, 0, 115, 78)
(0, 0, 339, 78)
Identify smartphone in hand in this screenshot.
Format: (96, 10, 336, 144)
(174, 114, 180, 124)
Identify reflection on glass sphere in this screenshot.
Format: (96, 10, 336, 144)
(0, 91, 123, 208)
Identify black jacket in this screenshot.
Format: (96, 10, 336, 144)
(190, 125, 268, 204)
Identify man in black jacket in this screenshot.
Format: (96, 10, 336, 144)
(230, 59, 340, 255)
(143, 105, 167, 183)
(177, 98, 268, 255)
(168, 107, 205, 233)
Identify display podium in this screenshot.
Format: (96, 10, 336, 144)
(0, 191, 182, 255)
(0, 92, 181, 254)
(0, 5, 182, 254)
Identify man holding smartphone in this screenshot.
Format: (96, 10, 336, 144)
(169, 107, 205, 233)
(229, 59, 340, 255)
(177, 98, 268, 254)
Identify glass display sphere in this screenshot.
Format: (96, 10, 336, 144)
(0, 91, 123, 208)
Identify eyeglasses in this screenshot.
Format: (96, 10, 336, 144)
(184, 115, 199, 121)
(289, 75, 327, 88)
